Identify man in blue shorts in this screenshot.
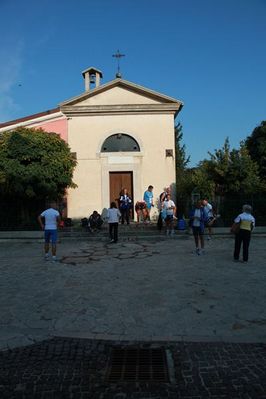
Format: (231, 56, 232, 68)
(38, 202, 61, 262)
(143, 185, 154, 222)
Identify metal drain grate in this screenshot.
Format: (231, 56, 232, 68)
(106, 347, 169, 382)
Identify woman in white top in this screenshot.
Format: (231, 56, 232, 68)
(163, 193, 176, 236)
(233, 204, 255, 263)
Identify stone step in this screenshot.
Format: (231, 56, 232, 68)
(0, 225, 265, 242)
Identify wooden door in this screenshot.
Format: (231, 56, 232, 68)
(109, 172, 133, 210)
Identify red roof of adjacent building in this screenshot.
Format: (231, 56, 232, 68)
(0, 107, 60, 128)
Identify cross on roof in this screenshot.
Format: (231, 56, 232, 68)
(112, 50, 125, 78)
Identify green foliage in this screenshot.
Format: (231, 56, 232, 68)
(173, 121, 265, 221)
(191, 164, 215, 198)
(0, 127, 77, 200)
(245, 120, 266, 180)
(175, 123, 192, 210)
(175, 123, 190, 170)
(194, 138, 261, 196)
(176, 168, 195, 197)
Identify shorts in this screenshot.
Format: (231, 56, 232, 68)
(192, 226, 204, 236)
(135, 203, 146, 211)
(165, 214, 174, 222)
(44, 229, 58, 244)
(206, 216, 215, 226)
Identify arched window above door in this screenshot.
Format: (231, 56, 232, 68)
(101, 134, 140, 152)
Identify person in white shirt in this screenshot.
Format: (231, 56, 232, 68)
(38, 202, 61, 262)
(157, 187, 170, 231)
(202, 198, 216, 240)
(107, 202, 121, 243)
(233, 204, 255, 263)
(162, 193, 176, 236)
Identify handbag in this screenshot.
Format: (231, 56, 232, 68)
(230, 221, 241, 234)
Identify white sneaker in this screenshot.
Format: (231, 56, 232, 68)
(52, 256, 57, 262)
(44, 254, 49, 261)
(196, 248, 201, 255)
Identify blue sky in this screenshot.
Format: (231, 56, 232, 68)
(0, 0, 265, 166)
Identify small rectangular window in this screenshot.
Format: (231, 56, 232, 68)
(165, 149, 173, 157)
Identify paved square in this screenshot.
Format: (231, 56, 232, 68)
(1, 235, 265, 350)
(1, 235, 266, 398)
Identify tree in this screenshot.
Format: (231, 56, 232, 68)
(175, 123, 190, 170)
(0, 127, 77, 201)
(174, 123, 193, 213)
(191, 164, 215, 199)
(195, 138, 261, 197)
(245, 121, 266, 182)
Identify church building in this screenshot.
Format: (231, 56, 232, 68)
(0, 67, 183, 220)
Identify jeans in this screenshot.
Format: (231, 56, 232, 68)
(109, 223, 118, 242)
(120, 208, 130, 224)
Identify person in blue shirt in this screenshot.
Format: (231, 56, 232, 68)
(143, 185, 154, 223)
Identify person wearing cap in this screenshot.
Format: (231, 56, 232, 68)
(233, 204, 255, 263)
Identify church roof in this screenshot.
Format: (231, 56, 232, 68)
(60, 78, 183, 107)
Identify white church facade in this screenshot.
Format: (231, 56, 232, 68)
(0, 67, 183, 220)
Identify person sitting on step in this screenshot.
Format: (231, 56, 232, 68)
(88, 210, 103, 232)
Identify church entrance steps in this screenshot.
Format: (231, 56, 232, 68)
(0, 224, 265, 242)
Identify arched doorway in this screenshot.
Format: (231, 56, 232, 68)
(101, 133, 140, 215)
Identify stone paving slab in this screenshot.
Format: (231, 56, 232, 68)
(0, 337, 266, 398)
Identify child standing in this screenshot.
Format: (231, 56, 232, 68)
(107, 202, 121, 243)
(162, 193, 176, 236)
(189, 200, 206, 255)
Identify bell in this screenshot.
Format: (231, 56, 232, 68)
(90, 74, 96, 84)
